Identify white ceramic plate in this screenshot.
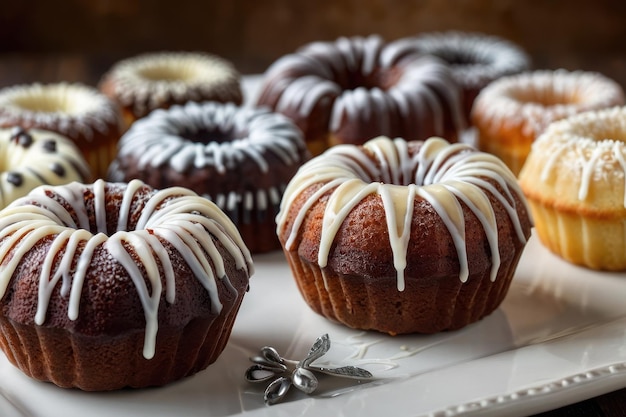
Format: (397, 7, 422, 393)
(2, 233, 626, 417)
(3, 77, 626, 416)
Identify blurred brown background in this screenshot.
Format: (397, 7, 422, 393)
(0, 0, 625, 89)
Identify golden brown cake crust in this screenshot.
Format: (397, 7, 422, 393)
(472, 69, 624, 175)
(280, 180, 530, 334)
(277, 137, 532, 334)
(519, 106, 626, 270)
(99, 51, 243, 125)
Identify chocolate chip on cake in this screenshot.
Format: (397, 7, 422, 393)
(42, 139, 57, 152)
(6, 172, 23, 187)
(10, 127, 33, 148)
(50, 162, 66, 177)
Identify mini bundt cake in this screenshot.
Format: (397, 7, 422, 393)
(472, 69, 625, 175)
(256, 35, 465, 156)
(390, 31, 531, 120)
(0, 179, 253, 391)
(107, 101, 309, 253)
(0, 126, 90, 208)
(519, 106, 626, 270)
(0, 82, 124, 180)
(99, 51, 243, 126)
(276, 136, 532, 334)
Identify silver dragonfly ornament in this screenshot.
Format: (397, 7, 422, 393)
(245, 333, 374, 405)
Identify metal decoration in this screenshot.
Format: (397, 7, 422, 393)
(245, 333, 374, 405)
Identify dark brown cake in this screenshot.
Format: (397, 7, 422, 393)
(255, 34, 466, 156)
(107, 101, 310, 253)
(0, 180, 253, 391)
(389, 31, 531, 121)
(276, 136, 532, 334)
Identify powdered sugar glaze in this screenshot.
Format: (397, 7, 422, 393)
(277, 136, 528, 290)
(529, 106, 626, 207)
(0, 179, 253, 359)
(472, 70, 625, 138)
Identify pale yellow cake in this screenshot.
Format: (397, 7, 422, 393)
(519, 106, 626, 270)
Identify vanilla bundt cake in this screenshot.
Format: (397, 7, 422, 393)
(0, 82, 124, 179)
(0, 126, 90, 208)
(519, 106, 626, 270)
(472, 69, 624, 175)
(99, 51, 243, 126)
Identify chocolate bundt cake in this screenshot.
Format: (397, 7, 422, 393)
(256, 35, 466, 156)
(389, 31, 531, 119)
(107, 101, 309, 253)
(0, 179, 253, 391)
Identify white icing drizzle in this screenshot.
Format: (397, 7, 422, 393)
(257, 35, 466, 141)
(390, 31, 530, 89)
(472, 69, 625, 139)
(113, 101, 305, 173)
(100, 52, 242, 117)
(0, 83, 122, 141)
(0, 127, 90, 209)
(277, 136, 528, 288)
(0, 179, 253, 360)
(526, 106, 626, 207)
(108, 101, 307, 221)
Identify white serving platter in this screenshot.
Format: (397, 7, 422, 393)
(2, 232, 626, 417)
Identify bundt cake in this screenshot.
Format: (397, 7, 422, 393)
(0, 179, 253, 391)
(99, 51, 243, 126)
(0, 82, 124, 179)
(472, 69, 625, 175)
(519, 106, 626, 270)
(389, 31, 531, 119)
(276, 136, 532, 334)
(0, 126, 90, 208)
(256, 35, 465, 156)
(107, 101, 309, 253)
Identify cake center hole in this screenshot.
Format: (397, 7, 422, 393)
(342, 66, 403, 92)
(13, 95, 71, 113)
(139, 66, 195, 82)
(180, 126, 247, 145)
(438, 51, 482, 67)
(592, 128, 626, 143)
(514, 89, 577, 107)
